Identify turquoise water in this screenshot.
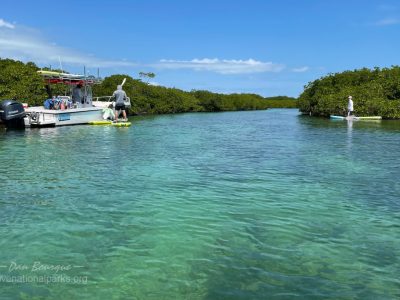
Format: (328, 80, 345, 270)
(0, 109, 399, 299)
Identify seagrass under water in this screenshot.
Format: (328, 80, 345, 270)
(0, 109, 399, 299)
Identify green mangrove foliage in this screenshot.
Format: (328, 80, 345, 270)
(0, 58, 47, 105)
(262, 96, 298, 108)
(298, 66, 400, 118)
(138, 71, 156, 83)
(0, 58, 297, 114)
(93, 75, 297, 114)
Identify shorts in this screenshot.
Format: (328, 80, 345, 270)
(115, 104, 125, 111)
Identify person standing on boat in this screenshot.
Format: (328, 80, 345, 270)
(112, 85, 128, 122)
(72, 84, 83, 107)
(347, 95, 354, 116)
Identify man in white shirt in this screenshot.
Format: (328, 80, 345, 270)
(347, 96, 354, 116)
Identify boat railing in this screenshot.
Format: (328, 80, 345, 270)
(92, 96, 131, 108)
(93, 96, 113, 102)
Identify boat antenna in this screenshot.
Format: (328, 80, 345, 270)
(83, 66, 87, 87)
(121, 78, 126, 87)
(58, 56, 63, 72)
(83, 66, 87, 99)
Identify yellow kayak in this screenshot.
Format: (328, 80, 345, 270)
(37, 70, 84, 78)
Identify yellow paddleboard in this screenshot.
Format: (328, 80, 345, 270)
(89, 120, 131, 127)
(111, 122, 131, 127)
(88, 120, 112, 125)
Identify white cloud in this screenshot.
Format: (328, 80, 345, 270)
(374, 17, 400, 26)
(0, 21, 136, 68)
(378, 5, 398, 12)
(153, 58, 285, 74)
(0, 18, 14, 29)
(292, 66, 309, 73)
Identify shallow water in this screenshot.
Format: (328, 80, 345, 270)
(0, 109, 399, 299)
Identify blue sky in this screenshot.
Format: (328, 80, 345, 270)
(1, 0, 400, 97)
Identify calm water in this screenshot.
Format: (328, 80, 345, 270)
(0, 109, 399, 299)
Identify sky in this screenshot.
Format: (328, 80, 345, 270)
(1, 0, 400, 97)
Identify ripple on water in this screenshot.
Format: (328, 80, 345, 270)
(0, 110, 400, 299)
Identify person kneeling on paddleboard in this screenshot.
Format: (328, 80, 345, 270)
(112, 85, 128, 122)
(102, 104, 115, 120)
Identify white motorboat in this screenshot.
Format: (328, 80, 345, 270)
(0, 71, 130, 128)
(23, 71, 103, 127)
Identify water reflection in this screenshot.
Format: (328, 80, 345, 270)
(297, 114, 400, 133)
(346, 119, 353, 149)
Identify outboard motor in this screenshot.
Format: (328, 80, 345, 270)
(0, 100, 26, 129)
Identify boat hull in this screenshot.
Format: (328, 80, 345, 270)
(24, 106, 103, 127)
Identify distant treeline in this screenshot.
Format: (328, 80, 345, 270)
(93, 75, 297, 114)
(298, 66, 400, 118)
(0, 58, 297, 114)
